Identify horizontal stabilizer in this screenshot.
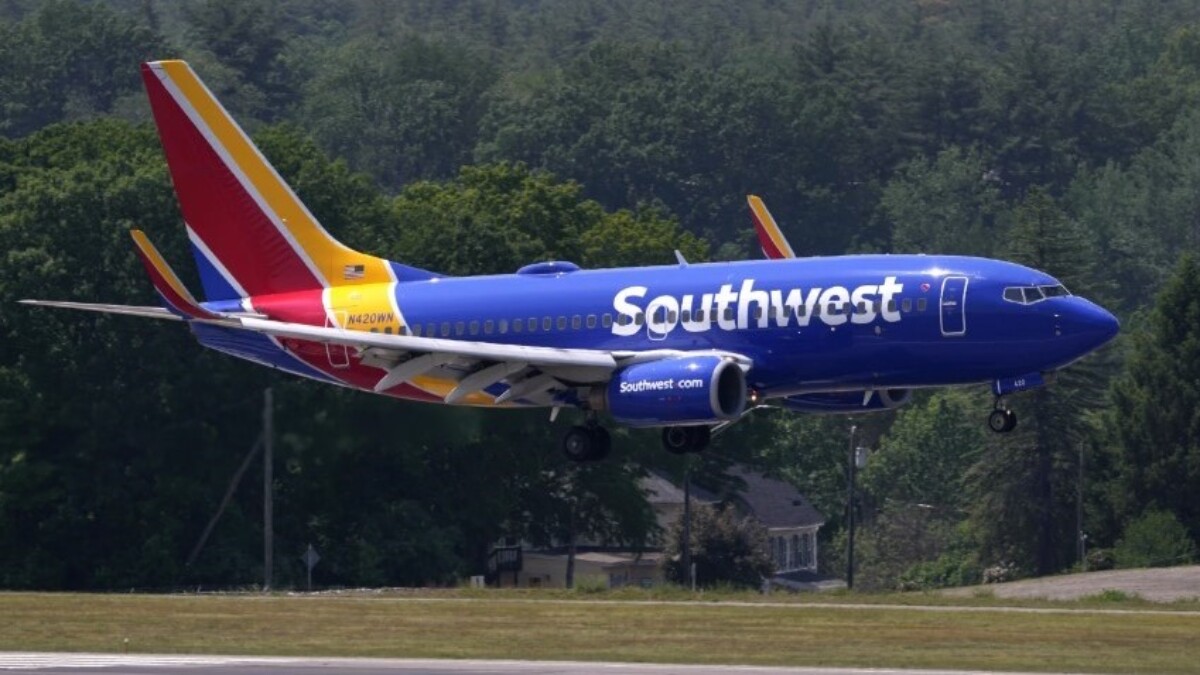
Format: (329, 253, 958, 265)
(129, 229, 221, 320)
(18, 299, 183, 321)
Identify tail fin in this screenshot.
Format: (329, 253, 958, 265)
(747, 195, 796, 260)
(130, 229, 221, 320)
(140, 60, 434, 302)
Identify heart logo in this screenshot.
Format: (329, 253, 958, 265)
(920, 283, 931, 292)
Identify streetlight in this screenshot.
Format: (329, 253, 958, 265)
(845, 424, 868, 590)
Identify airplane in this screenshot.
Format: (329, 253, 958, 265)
(21, 61, 1120, 462)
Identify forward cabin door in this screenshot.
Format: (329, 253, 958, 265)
(940, 276, 968, 337)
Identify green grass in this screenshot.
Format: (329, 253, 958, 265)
(2, 591, 1199, 672)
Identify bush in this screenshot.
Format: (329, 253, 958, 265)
(1085, 548, 1115, 571)
(1114, 510, 1197, 569)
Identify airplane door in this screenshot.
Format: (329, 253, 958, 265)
(940, 276, 968, 337)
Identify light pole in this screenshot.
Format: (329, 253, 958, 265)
(846, 424, 856, 590)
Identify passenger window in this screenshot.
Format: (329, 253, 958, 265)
(455, 321, 465, 336)
(528, 317, 537, 331)
(386, 326, 394, 335)
(469, 321, 479, 335)
(571, 315, 581, 330)
(587, 314, 597, 329)
(440, 322, 450, 336)
(369, 327, 378, 333)
(886, 300, 897, 314)
(484, 320, 494, 334)
(603, 314, 613, 328)
(634, 313, 645, 326)
(544, 317, 553, 331)
(917, 298, 927, 312)
(681, 309, 691, 322)
(695, 309, 706, 321)
(798, 304, 808, 317)
(557, 316, 566, 330)
(514, 318, 524, 333)
(412, 324, 422, 336)
(426, 324, 435, 337)
(499, 319, 508, 334)
(901, 299, 911, 313)
(752, 307, 762, 321)
(827, 303, 840, 315)
(856, 301, 867, 314)
(667, 310, 677, 323)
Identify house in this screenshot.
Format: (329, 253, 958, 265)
(486, 464, 831, 590)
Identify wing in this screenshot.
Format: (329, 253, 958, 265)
(21, 232, 752, 406)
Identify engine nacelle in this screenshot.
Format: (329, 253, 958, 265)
(599, 355, 747, 427)
(779, 388, 912, 414)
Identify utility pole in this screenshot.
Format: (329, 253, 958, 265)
(846, 423, 857, 590)
(1077, 441, 1086, 570)
(263, 387, 274, 592)
(682, 459, 692, 590)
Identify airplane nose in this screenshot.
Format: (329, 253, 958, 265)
(1064, 300, 1119, 352)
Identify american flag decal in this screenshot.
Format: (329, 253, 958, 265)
(343, 264, 365, 280)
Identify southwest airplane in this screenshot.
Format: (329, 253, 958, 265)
(22, 61, 1120, 461)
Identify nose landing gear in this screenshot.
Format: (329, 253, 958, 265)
(988, 401, 1017, 433)
(562, 423, 612, 462)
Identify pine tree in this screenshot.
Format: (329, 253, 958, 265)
(1107, 255, 1200, 544)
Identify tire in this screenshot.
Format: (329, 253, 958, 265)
(662, 427, 691, 454)
(987, 409, 1010, 433)
(1002, 409, 1018, 432)
(562, 426, 595, 462)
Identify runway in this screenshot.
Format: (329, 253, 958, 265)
(0, 653, 1070, 675)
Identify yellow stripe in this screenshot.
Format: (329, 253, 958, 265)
(748, 196, 795, 258)
(156, 61, 392, 287)
(130, 229, 197, 303)
(410, 375, 499, 406)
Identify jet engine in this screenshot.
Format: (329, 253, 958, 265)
(596, 355, 747, 427)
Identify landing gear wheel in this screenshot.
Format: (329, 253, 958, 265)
(987, 408, 1018, 433)
(662, 427, 691, 455)
(562, 424, 611, 462)
(562, 426, 595, 462)
(661, 426, 712, 454)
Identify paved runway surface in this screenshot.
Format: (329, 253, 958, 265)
(0, 653, 1075, 675)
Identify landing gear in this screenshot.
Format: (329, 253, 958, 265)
(661, 425, 711, 454)
(561, 424, 611, 462)
(987, 404, 1017, 433)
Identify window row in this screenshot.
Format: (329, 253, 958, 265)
(363, 298, 933, 336)
(770, 532, 815, 571)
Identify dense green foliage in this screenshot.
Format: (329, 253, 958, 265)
(662, 502, 773, 589)
(2, 0, 1200, 589)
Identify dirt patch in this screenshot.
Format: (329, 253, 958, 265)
(942, 565, 1200, 602)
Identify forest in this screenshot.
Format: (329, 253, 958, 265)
(1, 0, 1199, 590)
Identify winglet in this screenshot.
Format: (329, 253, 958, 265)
(130, 230, 221, 320)
(748, 195, 796, 260)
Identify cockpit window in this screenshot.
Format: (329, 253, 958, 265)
(1003, 284, 1071, 305)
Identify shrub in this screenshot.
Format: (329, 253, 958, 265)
(1114, 510, 1197, 569)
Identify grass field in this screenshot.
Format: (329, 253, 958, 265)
(2, 591, 1199, 673)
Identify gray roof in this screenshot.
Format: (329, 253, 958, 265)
(641, 470, 717, 504)
(640, 466, 823, 529)
(720, 465, 825, 529)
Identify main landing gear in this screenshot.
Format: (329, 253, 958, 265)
(988, 400, 1018, 433)
(561, 423, 611, 462)
(661, 425, 711, 454)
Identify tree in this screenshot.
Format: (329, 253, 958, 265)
(1105, 255, 1200, 543)
(882, 146, 1001, 256)
(965, 188, 1111, 576)
(662, 502, 772, 589)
